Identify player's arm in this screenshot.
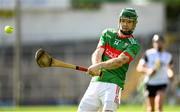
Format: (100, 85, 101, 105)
(87, 47, 105, 76)
(136, 61, 156, 76)
(88, 53, 129, 76)
(98, 53, 129, 69)
(87, 29, 106, 76)
(136, 54, 156, 76)
(167, 59, 174, 81)
(91, 47, 104, 65)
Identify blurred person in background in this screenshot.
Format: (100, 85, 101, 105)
(136, 34, 174, 112)
(78, 8, 140, 112)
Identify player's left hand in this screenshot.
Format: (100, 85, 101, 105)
(87, 64, 101, 76)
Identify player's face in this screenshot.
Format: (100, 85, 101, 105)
(153, 41, 164, 51)
(119, 18, 136, 32)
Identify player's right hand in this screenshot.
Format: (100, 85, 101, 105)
(87, 64, 102, 76)
(147, 68, 156, 76)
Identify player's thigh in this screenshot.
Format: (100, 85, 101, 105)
(102, 101, 118, 112)
(102, 83, 121, 112)
(78, 82, 101, 112)
(78, 96, 101, 112)
(155, 90, 166, 106)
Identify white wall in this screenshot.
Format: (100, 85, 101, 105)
(0, 3, 165, 44)
(0, 0, 70, 9)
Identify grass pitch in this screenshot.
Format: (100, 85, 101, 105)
(0, 104, 179, 112)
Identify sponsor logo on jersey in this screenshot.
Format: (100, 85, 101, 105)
(104, 44, 122, 58)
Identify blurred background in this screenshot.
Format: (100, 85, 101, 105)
(0, 0, 179, 108)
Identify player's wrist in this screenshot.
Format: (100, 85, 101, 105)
(99, 62, 105, 70)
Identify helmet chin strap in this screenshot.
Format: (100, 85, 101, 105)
(120, 30, 133, 35)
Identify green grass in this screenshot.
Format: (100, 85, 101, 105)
(0, 105, 179, 112)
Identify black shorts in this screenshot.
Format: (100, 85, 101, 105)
(146, 84, 167, 97)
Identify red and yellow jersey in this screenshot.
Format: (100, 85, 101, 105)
(92, 28, 141, 89)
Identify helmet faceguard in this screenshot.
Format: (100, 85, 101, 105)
(119, 8, 138, 35)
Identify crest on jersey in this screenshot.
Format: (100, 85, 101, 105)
(114, 39, 121, 45)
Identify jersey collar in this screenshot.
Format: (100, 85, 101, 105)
(117, 31, 133, 38)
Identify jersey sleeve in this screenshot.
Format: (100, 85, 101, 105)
(140, 53, 148, 63)
(168, 53, 173, 65)
(123, 44, 141, 64)
(169, 58, 173, 65)
(97, 29, 107, 49)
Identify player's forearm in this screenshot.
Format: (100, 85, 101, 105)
(91, 48, 103, 64)
(92, 53, 101, 64)
(99, 56, 129, 70)
(137, 65, 156, 76)
(167, 67, 174, 81)
(137, 65, 148, 74)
